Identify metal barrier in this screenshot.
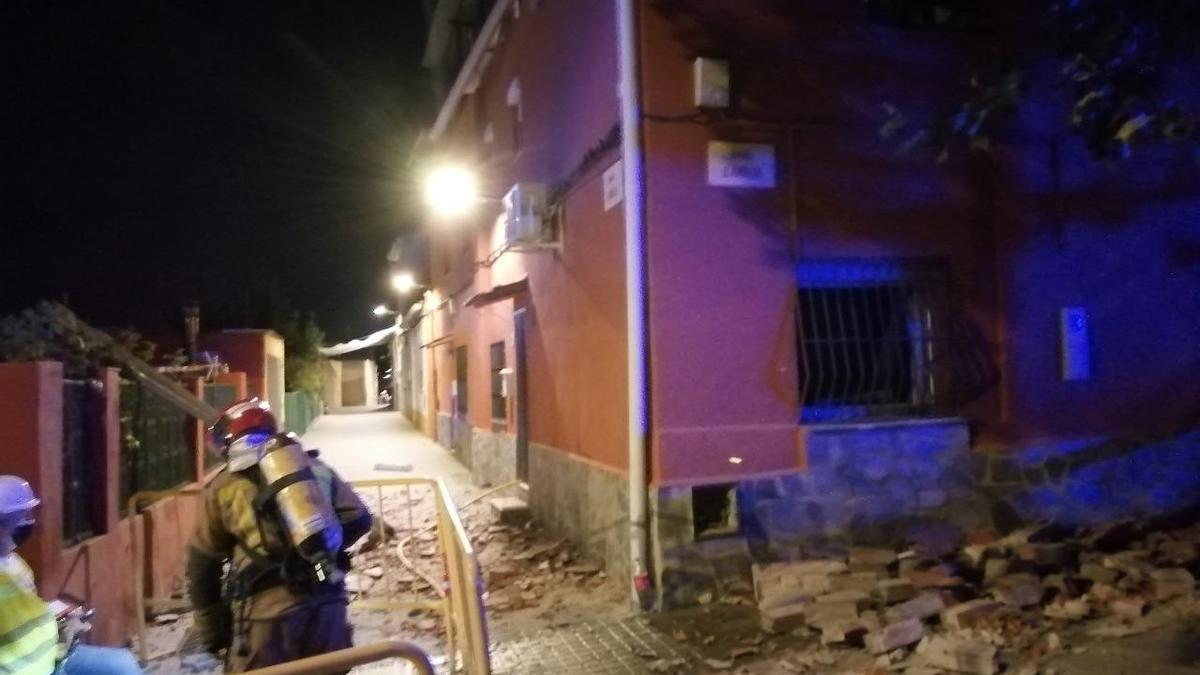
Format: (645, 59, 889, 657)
(127, 477, 491, 674)
(243, 640, 436, 675)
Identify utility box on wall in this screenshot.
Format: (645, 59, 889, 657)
(693, 57, 730, 109)
(1060, 307, 1091, 381)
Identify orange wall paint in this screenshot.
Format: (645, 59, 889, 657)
(428, 0, 630, 473)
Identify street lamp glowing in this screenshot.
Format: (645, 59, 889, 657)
(423, 166, 478, 217)
(372, 304, 390, 316)
(391, 272, 417, 293)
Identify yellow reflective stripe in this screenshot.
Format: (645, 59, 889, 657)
(0, 614, 52, 648)
(0, 613, 57, 675)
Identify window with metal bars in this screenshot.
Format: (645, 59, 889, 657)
(796, 258, 959, 423)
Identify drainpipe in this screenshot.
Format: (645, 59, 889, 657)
(616, 0, 652, 608)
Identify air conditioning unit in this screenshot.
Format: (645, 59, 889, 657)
(503, 182, 548, 245)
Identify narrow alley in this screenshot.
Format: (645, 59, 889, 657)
(141, 410, 692, 674)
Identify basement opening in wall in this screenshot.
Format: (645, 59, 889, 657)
(692, 483, 740, 539)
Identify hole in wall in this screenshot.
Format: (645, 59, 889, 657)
(692, 483, 740, 539)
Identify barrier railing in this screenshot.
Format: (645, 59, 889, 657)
(128, 477, 491, 674)
(243, 640, 436, 675)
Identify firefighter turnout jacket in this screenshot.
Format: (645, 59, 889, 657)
(0, 554, 59, 675)
(186, 452, 371, 661)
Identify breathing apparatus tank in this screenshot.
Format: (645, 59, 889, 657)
(211, 399, 344, 587)
(254, 433, 344, 585)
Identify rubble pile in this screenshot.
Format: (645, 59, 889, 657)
(750, 520, 1200, 673)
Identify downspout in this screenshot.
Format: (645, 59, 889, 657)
(616, 0, 652, 608)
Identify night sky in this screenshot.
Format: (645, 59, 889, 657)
(1, 1, 432, 342)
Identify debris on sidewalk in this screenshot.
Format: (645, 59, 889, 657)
(372, 462, 413, 472)
(745, 519, 1200, 674)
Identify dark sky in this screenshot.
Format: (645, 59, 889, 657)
(1, 1, 432, 342)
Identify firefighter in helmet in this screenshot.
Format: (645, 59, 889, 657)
(186, 399, 371, 672)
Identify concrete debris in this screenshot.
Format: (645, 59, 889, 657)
(648, 657, 688, 673)
(1149, 567, 1195, 601)
(489, 496, 531, 525)
(864, 617, 925, 654)
(885, 592, 945, 623)
(920, 635, 998, 675)
(942, 600, 1004, 630)
(742, 518, 1199, 675)
(877, 579, 917, 605)
(761, 603, 808, 634)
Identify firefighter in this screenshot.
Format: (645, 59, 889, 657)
(0, 475, 142, 675)
(186, 399, 372, 673)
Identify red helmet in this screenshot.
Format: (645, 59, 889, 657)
(209, 398, 277, 451)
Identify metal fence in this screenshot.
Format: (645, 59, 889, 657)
(62, 380, 102, 546)
(129, 477, 491, 674)
(284, 390, 321, 436)
(120, 380, 194, 510)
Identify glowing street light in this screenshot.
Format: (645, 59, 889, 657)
(423, 165, 479, 217)
(372, 304, 393, 317)
(391, 272, 417, 293)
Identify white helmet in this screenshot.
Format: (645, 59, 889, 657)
(0, 476, 39, 515)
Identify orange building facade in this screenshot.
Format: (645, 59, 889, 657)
(408, 0, 1200, 606)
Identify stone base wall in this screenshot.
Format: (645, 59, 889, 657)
(649, 419, 1200, 609)
(470, 428, 517, 487)
(438, 413, 474, 469)
(976, 429, 1200, 530)
(748, 419, 979, 552)
(527, 443, 630, 586)
(436, 412, 452, 453)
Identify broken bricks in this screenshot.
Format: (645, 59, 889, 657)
(864, 617, 925, 655)
(919, 635, 998, 675)
(1149, 567, 1196, 601)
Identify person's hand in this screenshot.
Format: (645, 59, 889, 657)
(58, 606, 92, 651)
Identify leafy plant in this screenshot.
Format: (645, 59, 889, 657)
(883, 0, 1200, 162)
(0, 302, 156, 379)
(279, 312, 325, 396)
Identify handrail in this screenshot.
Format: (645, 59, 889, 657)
(241, 640, 436, 675)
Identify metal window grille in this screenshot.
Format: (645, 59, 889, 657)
(797, 258, 976, 423)
(62, 380, 101, 545)
(489, 342, 506, 422)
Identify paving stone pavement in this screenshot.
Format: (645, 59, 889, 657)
(487, 617, 700, 674)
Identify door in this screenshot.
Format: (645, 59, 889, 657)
(514, 308, 530, 482)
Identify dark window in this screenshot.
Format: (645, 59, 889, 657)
(867, 0, 990, 32)
(490, 341, 507, 422)
(455, 346, 468, 417)
(797, 259, 962, 422)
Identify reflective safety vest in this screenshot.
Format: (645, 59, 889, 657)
(0, 555, 58, 675)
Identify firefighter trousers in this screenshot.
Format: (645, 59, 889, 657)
(225, 599, 353, 674)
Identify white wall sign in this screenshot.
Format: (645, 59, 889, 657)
(603, 159, 624, 211)
(707, 141, 776, 188)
